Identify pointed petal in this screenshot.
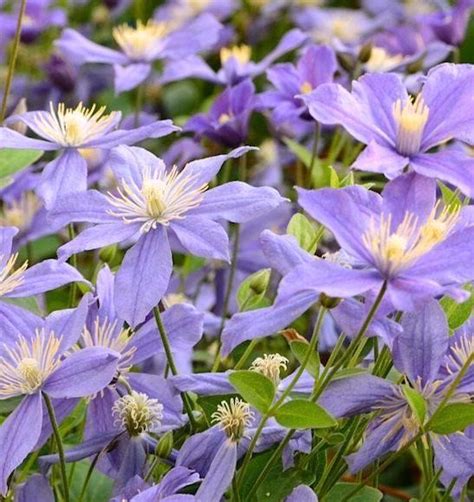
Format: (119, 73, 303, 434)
(115, 227, 172, 327)
(43, 347, 119, 398)
(0, 301, 42, 344)
(286, 485, 317, 502)
(0, 394, 43, 495)
(352, 141, 408, 177)
(16, 474, 54, 502)
(114, 63, 151, 93)
(171, 216, 230, 261)
(0, 127, 56, 150)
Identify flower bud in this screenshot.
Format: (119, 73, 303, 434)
(319, 293, 341, 309)
(155, 430, 173, 459)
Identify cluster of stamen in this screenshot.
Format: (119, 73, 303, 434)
(366, 47, 404, 73)
(220, 45, 252, 65)
(444, 334, 474, 376)
(112, 391, 163, 436)
(0, 330, 62, 397)
(113, 21, 169, 60)
(250, 353, 288, 385)
(392, 95, 429, 155)
(212, 398, 254, 442)
(0, 253, 28, 297)
(81, 318, 135, 373)
(34, 102, 118, 147)
(106, 166, 208, 232)
(0, 192, 40, 230)
(362, 204, 459, 276)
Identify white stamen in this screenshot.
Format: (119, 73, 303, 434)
(0, 253, 28, 297)
(106, 166, 208, 232)
(33, 102, 118, 147)
(81, 318, 135, 373)
(0, 330, 62, 397)
(112, 391, 163, 436)
(250, 353, 288, 385)
(392, 95, 429, 155)
(445, 334, 474, 375)
(113, 21, 169, 60)
(212, 398, 253, 442)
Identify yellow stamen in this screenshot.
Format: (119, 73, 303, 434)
(0, 192, 40, 230)
(113, 20, 169, 60)
(212, 398, 253, 442)
(392, 95, 429, 155)
(365, 47, 404, 73)
(220, 45, 252, 66)
(112, 391, 163, 436)
(0, 253, 28, 297)
(300, 81, 313, 94)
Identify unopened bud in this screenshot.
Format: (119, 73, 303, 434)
(281, 328, 306, 343)
(337, 52, 356, 73)
(406, 57, 424, 74)
(249, 268, 271, 295)
(319, 293, 341, 309)
(358, 42, 373, 63)
(155, 430, 173, 458)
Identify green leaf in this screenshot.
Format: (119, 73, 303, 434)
(333, 368, 368, 381)
(2, 296, 41, 315)
(67, 460, 113, 502)
(323, 483, 383, 502)
(289, 340, 319, 378)
(429, 403, 474, 434)
(311, 162, 339, 189)
(0, 148, 44, 178)
(402, 385, 427, 425)
(287, 214, 321, 254)
(283, 138, 312, 167)
(438, 181, 462, 211)
(440, 284, 474, 330)
(275, 399, 337, 429)
(229, 370, 275, 413)
(237, 268, 271, 311)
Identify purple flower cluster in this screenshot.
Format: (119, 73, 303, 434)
(0, 0, 473, 501)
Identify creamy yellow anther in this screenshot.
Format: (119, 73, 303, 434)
(220, 45, 252, 65)
(392, 95, 429, 155)
(113, 20, 169, 60)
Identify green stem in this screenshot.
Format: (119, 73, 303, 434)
(308, 122, 321, 187)
(43, 392, 70, 502)
(0, 0, 27, 123)
(211, 223, 241, 371)
(234, 339, 258, 370)
(153, 306, 198, 430)
(77, 453, 100, 502)
(237, 308, 326, 488)
(134, 84, 144, 128)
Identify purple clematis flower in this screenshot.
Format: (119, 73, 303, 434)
(222, 173, 474, 355)
(427, 0, 474, 46)
(185, 79, 256, 148)
(161, 29, 307, 86)
(55, 14, 223, 93)
(319, 301, 474, 492)
(0, 103, 179, 208)
(49, 145, 285, 327)
(0, 226, 88, 334)
(258, 44, 338, 134)
(300, 63, 474, 197)
(0, 298, 120, 495)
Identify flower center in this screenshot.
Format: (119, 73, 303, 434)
(212, 398, 254, 442)
(218, 113, 232, 125)
(0, 331, 62, 397)
(81, 318, 135, 373)
(107, 166, 208, 232)
(362, 204, 459, 276)
(0, 192, 40, 231)
(250, 353, 288, 385)
(365, 47, 404, 73)
(392, 95, 429, 156)
(300, 81, 313, 95)
(445, 334, 474, 376)
(113, 20, 169, 60)
(34, 102, 118, 147)
(0, 253, 28, 297)
(112, 391, 163, 436)
(220, 45, 252, 66)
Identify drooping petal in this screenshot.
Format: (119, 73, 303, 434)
(195, 439, 237, 502)
(7, 259, 88, 297)
(171, 372, 234, 396)
(171, 216, 230, 262)
(286, 485, 318, 502)
(43, 347, 120, 398)
(114, 227, 172, 327)
(192, 182, 286, 223)
(55, 28, 128, 65)
(352, 141, 408, 177)
(411, 149, 474, 199)
(0, 127, 56, 150)
(160, 55, 218, 85)
(0, 301, 42, 345)
(0, 394, 43, 496)
(0, 227, 17, 266)
(259, 230, 314, 276)
(319, 374, 397, 418)
(57, 223, 140, 261)
(392, 300, 448, 385)
(114, 437, 147, 495)
(433, 433, 474, 487)
(113, 63, 152, 94)
(16, 474, 54, 502)
(37, 149, 88, 209)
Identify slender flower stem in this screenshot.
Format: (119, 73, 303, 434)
(43, 392, 70, 502)
(308, 122, 321, 186)
(77, 453, 100, 502)
(211, 223, 241, 371)
(153, 306, 198, 430)
(0, 0, 27, 123)
(236, 308, 326, 488)
(67, 224, 78, 308)
(233, 338, 258, 370)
